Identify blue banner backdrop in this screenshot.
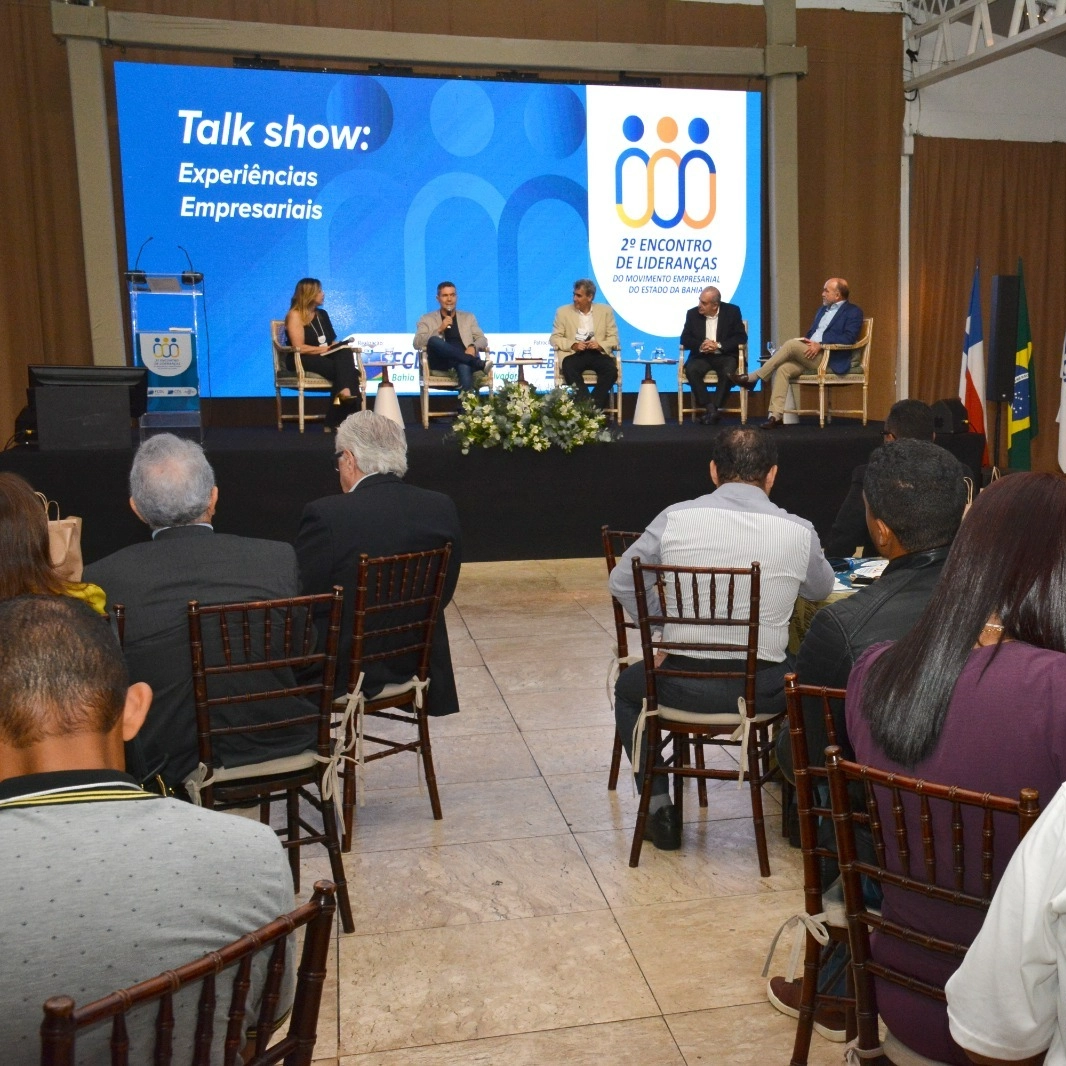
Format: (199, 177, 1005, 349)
(114, 63, 761, 397)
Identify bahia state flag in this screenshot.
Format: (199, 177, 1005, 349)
(959, 262, 988, 466)
(1008, 260, 1037, 470)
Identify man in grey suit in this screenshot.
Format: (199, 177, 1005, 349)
(412, 280, 489, 393)
(551, 278, 620, 409)
(84, 434, 314, 792)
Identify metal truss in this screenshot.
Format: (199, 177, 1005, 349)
(904, 0, 1066, 89)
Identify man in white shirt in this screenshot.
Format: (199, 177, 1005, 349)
(732, 277, 864, 429)
(550, 278, 620, 409)
(610, 425, 834, 848)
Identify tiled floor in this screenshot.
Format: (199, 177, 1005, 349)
(299, 558, 844, 1065)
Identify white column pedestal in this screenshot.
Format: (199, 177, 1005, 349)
(633, 381, 665, 425)
(372, 383, 405, 427)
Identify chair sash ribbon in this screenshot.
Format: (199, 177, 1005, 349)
(630, 695, 750, 792)
(606, 650, 642, 704)
(185, 762, 215, 807)
(730, 696, 750, 790)
(844, 1039, 886, 1064)
(761, 911, 831, 982)
(326, 673, 431, 815)
(630, 697, 653, 793)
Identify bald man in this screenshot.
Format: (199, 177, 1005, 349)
(732, 277, 863, 429)
(679, 286, 747, 425)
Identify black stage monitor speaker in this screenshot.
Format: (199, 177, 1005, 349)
(35, 385, 133, 451)
(988, 275, 1020, 404)
(27, 364, 148, 418)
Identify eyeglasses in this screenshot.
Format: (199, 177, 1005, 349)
(332, 451, 345, 471)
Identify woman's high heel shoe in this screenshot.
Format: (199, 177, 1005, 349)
(326, 392, 362, 429)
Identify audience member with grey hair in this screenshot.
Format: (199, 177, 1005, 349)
(128, 433, 217, 530)
(334, 409, 408, 478)
(85, 437, 313, 790)
(296, 410, 463, 714)
(550, 278, 620, 410)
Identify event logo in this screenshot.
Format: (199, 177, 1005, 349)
(587, 85, 751, 337)
(615, 115, 716, 230)
(143, 334, 194, 377)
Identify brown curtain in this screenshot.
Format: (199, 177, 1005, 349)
(1, 0, 92, 445)
(911, 136, 1066, 472)
(797, 12, 903, 423)
(1, 0, 902, 442)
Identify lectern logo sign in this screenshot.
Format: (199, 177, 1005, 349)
(141, 333, 194, 377)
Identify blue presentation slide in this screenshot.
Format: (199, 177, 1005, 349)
(114, 62, 761, 397)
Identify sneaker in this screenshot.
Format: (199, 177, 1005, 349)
(767, 976, 846, 1042)
(641, 803, 682, 850)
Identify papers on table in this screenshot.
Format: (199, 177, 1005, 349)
(851, 558, 889, 583)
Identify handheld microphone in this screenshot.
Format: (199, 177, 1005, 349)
(177, 244, 204, 285)
(126, 236, 153, 284)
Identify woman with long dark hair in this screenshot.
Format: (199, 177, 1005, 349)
(284, 278, 361, 425)
(0, 472, 105, 613)
(845, 471, 1066, 1064)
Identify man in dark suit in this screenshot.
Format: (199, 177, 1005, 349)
(732, 277, 864, 428)
(295, 410, 462, 717)
(679, 285, 747, 424)
(84, 434, 314, 791)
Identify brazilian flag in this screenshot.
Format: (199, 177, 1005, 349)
(1008, 261, 1037, 470)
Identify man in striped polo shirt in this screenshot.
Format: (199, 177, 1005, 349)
(610, 426, 834, 850)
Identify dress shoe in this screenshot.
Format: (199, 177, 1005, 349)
(761, 415, 783, 430)
(767, 976, 846, 1042)
(699, 408, 721, 425)
(642, 803, 682, 850)
(729, 372, 758, 390)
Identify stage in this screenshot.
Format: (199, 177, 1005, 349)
(0, 418, 984, 565)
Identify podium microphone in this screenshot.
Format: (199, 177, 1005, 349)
(126, 236, 153, 284)
(177, 244, 204, 285)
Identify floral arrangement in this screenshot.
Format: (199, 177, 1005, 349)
(450, 381, 616, 455)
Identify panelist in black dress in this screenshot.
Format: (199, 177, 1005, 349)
(284, 277, 361, 423)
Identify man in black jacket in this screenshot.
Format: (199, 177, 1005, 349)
(788, 438, 967, 772)
(679, 286, 747, 424)
(823, 399, 936, 558)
